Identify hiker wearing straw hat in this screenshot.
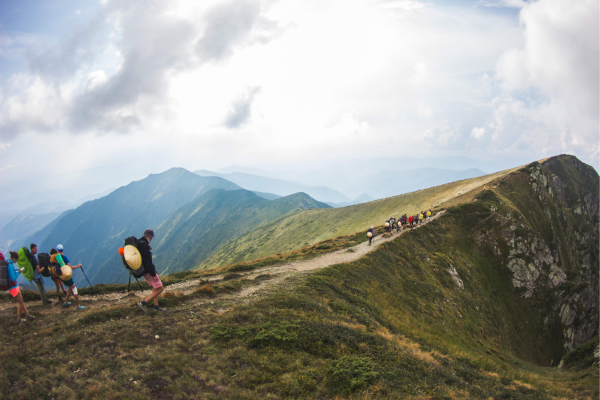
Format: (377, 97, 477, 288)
(136, 229, 166, 313)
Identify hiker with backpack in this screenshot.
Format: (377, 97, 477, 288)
(136, 229, 166, 313)
(367, 226, 375, 245)
(50, 249, 84, 310)
(30, 244, 52, 306)
(57, 244, 82, 271)
(5, 251, 35, 322)
(49, 250, 68, 302)
(408, 215, 413, 226)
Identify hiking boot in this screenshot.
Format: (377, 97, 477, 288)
(63, 302, 72, 307)
(154, 306, 167, 312)
(26, 315, 35, 320)
(137, 301, 148, 313)
(76, 306, 85, 311)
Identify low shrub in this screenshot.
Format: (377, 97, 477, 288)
(195, 285, 216, 297)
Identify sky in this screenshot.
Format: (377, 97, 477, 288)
(0, 0, 598, 206)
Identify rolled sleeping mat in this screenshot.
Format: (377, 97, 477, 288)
(385, 222, 389, 227)
(367, 232, 373, 238)
(60, 265, 73, 281)
(55, 253, 66, 267)
(123, 245, 142, 270)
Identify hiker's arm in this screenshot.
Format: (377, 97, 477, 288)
(71, 264, 82, 269)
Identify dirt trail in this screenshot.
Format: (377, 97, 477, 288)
(1, 212, 444, 313)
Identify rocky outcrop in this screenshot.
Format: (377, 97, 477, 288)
(480, 157, 598, 352)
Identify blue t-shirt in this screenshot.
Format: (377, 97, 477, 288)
(60, 254, 70, 264)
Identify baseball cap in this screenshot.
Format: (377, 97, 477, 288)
(57, 244, 64, 251)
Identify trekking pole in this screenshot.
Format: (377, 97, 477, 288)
(128, 273, 132, 292)
(79, 266, 98, 298)
(134, 275, 143, 292)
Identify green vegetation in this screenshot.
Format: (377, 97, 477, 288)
(1, 156, 596, 399)
(154, 190, 330, 275)
(197, 166, 520, 270)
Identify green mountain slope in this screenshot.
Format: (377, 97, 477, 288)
(2, 156, 596, 399)
(197, 166, 521, 270)
(152, 190, 330, 275)
(32, 168, 240, 285)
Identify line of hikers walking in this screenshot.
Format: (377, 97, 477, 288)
(1, 228, 166, 322)
(366, 210, 432, 245)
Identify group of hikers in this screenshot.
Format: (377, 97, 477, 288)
(366, 210, 432, 245)
(1, 228, 165, 322)
(0, 244, 84, 322)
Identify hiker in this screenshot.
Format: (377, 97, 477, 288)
(30, 244, 52, 306)
(367, 226, 375, 245)
(385, 220, 391, 234)
(408, 215, 413, 226)
(50, 249, 84, 310)
(57, 244, 82, 270)
(427, 210, 432, 220)
(390, 216, 397, 233)
(136, 229, 166, 313)
(49, 249, 67, 302)
(7, 251, 34, 322)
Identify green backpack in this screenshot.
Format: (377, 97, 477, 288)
(17, 247, 35, 281)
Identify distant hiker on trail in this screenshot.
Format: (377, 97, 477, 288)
(385, 220, 391, 234)
(56, 245, 84, 310)
(390, 216, 397, 233)
(7, 251, 34, 322)
(408, 215, 413, 226)
(427, 210, 432, 220)
(50, 249, 84, 310)
(367, 226, 375, 245)
(136, 229, 166, 313)
(30, 244, 52, 306)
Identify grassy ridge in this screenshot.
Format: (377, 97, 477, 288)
(197, 166, 519, 270)
(1, 162, 597, 399)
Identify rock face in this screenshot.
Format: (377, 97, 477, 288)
(480, 156, 599, 352)
(446, 265, 464, 289)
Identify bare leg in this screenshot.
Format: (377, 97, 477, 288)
(144, 286, 164, 306)
(15, 293, 30, 320)
(64, 287, 72, 305)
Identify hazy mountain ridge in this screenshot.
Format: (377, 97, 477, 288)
(23, 168, 240, 285)
(0, 212, 63, 251)
(194, 170, 350, 203)
(152, 190, 330, 275)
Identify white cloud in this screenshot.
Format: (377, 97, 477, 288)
(490, 0, 599, 163)
(471, 126, 485, 139)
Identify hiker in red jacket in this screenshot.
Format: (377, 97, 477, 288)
(408, 215, 413, 226)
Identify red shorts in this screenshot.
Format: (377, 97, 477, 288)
(143, 273, 163, 289)
(9, 286, 21, 298)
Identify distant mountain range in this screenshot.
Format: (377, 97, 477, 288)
(0, 212, 63, 250)
(14, 168, 331, 285)
(20, 168, 240, 284)
(152, 190, 329, 274)
(194, 170, 350, 203)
